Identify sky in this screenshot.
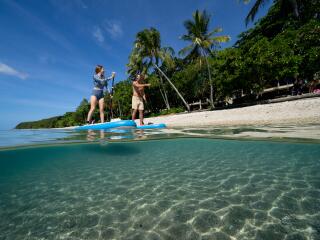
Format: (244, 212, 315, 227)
(0, 0, 272, 129)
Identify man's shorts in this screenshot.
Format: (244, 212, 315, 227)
(132, 96, 144, 110)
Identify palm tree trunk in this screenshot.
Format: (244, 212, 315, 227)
(159, 75, 170, 110)
(202, 49, 214, 109)
(163, 88, 170, 110)
(154, 70, 170, 109)
(153, 63, 190, 112)
(158, 87, 167, 109)
(118, 99, 122, 118)
(289, 0, 299, 17)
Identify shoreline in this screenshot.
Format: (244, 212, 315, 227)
(144, 97, 320, 127)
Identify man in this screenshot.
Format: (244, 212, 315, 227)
(132, 74, 151, 125)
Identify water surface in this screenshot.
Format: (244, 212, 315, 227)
(0, 125, 319, 239)
(1, 124, 320, 148)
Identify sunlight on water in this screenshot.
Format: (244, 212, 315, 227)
(0, 125, 319, 239)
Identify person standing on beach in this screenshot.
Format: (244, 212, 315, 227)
(132, 74, 151, 126)
(86, 65, 115, 124)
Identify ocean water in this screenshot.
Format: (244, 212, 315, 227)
(0, 126, 319, 240)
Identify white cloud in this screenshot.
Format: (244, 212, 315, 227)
(104, 20, 123, 39)
(0, 63, 28, 80)
(93, 26, 104, 43)
(92, 20, 123, 44)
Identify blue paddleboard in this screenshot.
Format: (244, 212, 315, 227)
(136, 123, 166, 129)
(75, 120, 136, 130)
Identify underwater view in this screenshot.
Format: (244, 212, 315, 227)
(0, 126, 319, 240)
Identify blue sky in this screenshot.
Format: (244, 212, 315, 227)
(0, 0, 271, 129)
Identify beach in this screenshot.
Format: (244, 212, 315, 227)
(145, 97, 320, 127)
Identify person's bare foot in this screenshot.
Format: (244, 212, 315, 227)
(86, 119, 95, 125)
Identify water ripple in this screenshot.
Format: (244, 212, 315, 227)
(1, 123, 320, 149)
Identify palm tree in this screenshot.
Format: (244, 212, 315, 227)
(129, 28, 190, 111)
(127, 49, 148, 77)
(241, 0, 299, 26)
(180, 10, 230, 108)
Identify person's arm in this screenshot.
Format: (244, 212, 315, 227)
(93, 74, 107, 85)
(133, 82, 151, 88)
(106, 72, 116, 94)
(106, 72, 116, 80)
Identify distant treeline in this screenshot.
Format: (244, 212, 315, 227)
(16, 0, 320, 129)
(15, 116, 63, 129)
(15, 98, 91, 129)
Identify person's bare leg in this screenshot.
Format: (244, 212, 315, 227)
(87, 96, 97, 123)
(132, 109, 137, 121)
(139, 110, 144, 125)
(100, 130, 105, 139)
(98, 98, 105, 123)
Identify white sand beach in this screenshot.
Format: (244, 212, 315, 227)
(144, 97, 320, 127)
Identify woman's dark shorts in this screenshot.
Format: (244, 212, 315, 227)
(92, 89, 104, 101)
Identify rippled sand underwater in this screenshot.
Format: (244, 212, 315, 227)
(0, 138, 319, 240)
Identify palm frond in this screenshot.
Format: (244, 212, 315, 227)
(208, 27, 222, 37)
(162, 46, 175, 56)
(201, 39, 212, 49)
(245, 0, 270, 26)
(212, 35, 231, 43)
(183, 20, 195, 34)
(178, 44, 195, 57)
(180, 34, 193, 41)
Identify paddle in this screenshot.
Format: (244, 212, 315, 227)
(109, 74, 115, 120)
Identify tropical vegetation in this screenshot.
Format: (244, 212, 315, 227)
(16, 1, 320, 129)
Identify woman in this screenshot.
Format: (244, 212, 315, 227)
(86, 65, 115, 124)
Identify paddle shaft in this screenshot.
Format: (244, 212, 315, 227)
(109, 76, 115, 120)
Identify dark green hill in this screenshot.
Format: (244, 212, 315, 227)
(15, 116, 63, 129)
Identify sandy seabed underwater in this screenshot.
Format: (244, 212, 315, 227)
(0, 136, 319, 240)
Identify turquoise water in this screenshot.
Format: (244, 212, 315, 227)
(0, 126, 319, 239)
(1, 124, 320, 148)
